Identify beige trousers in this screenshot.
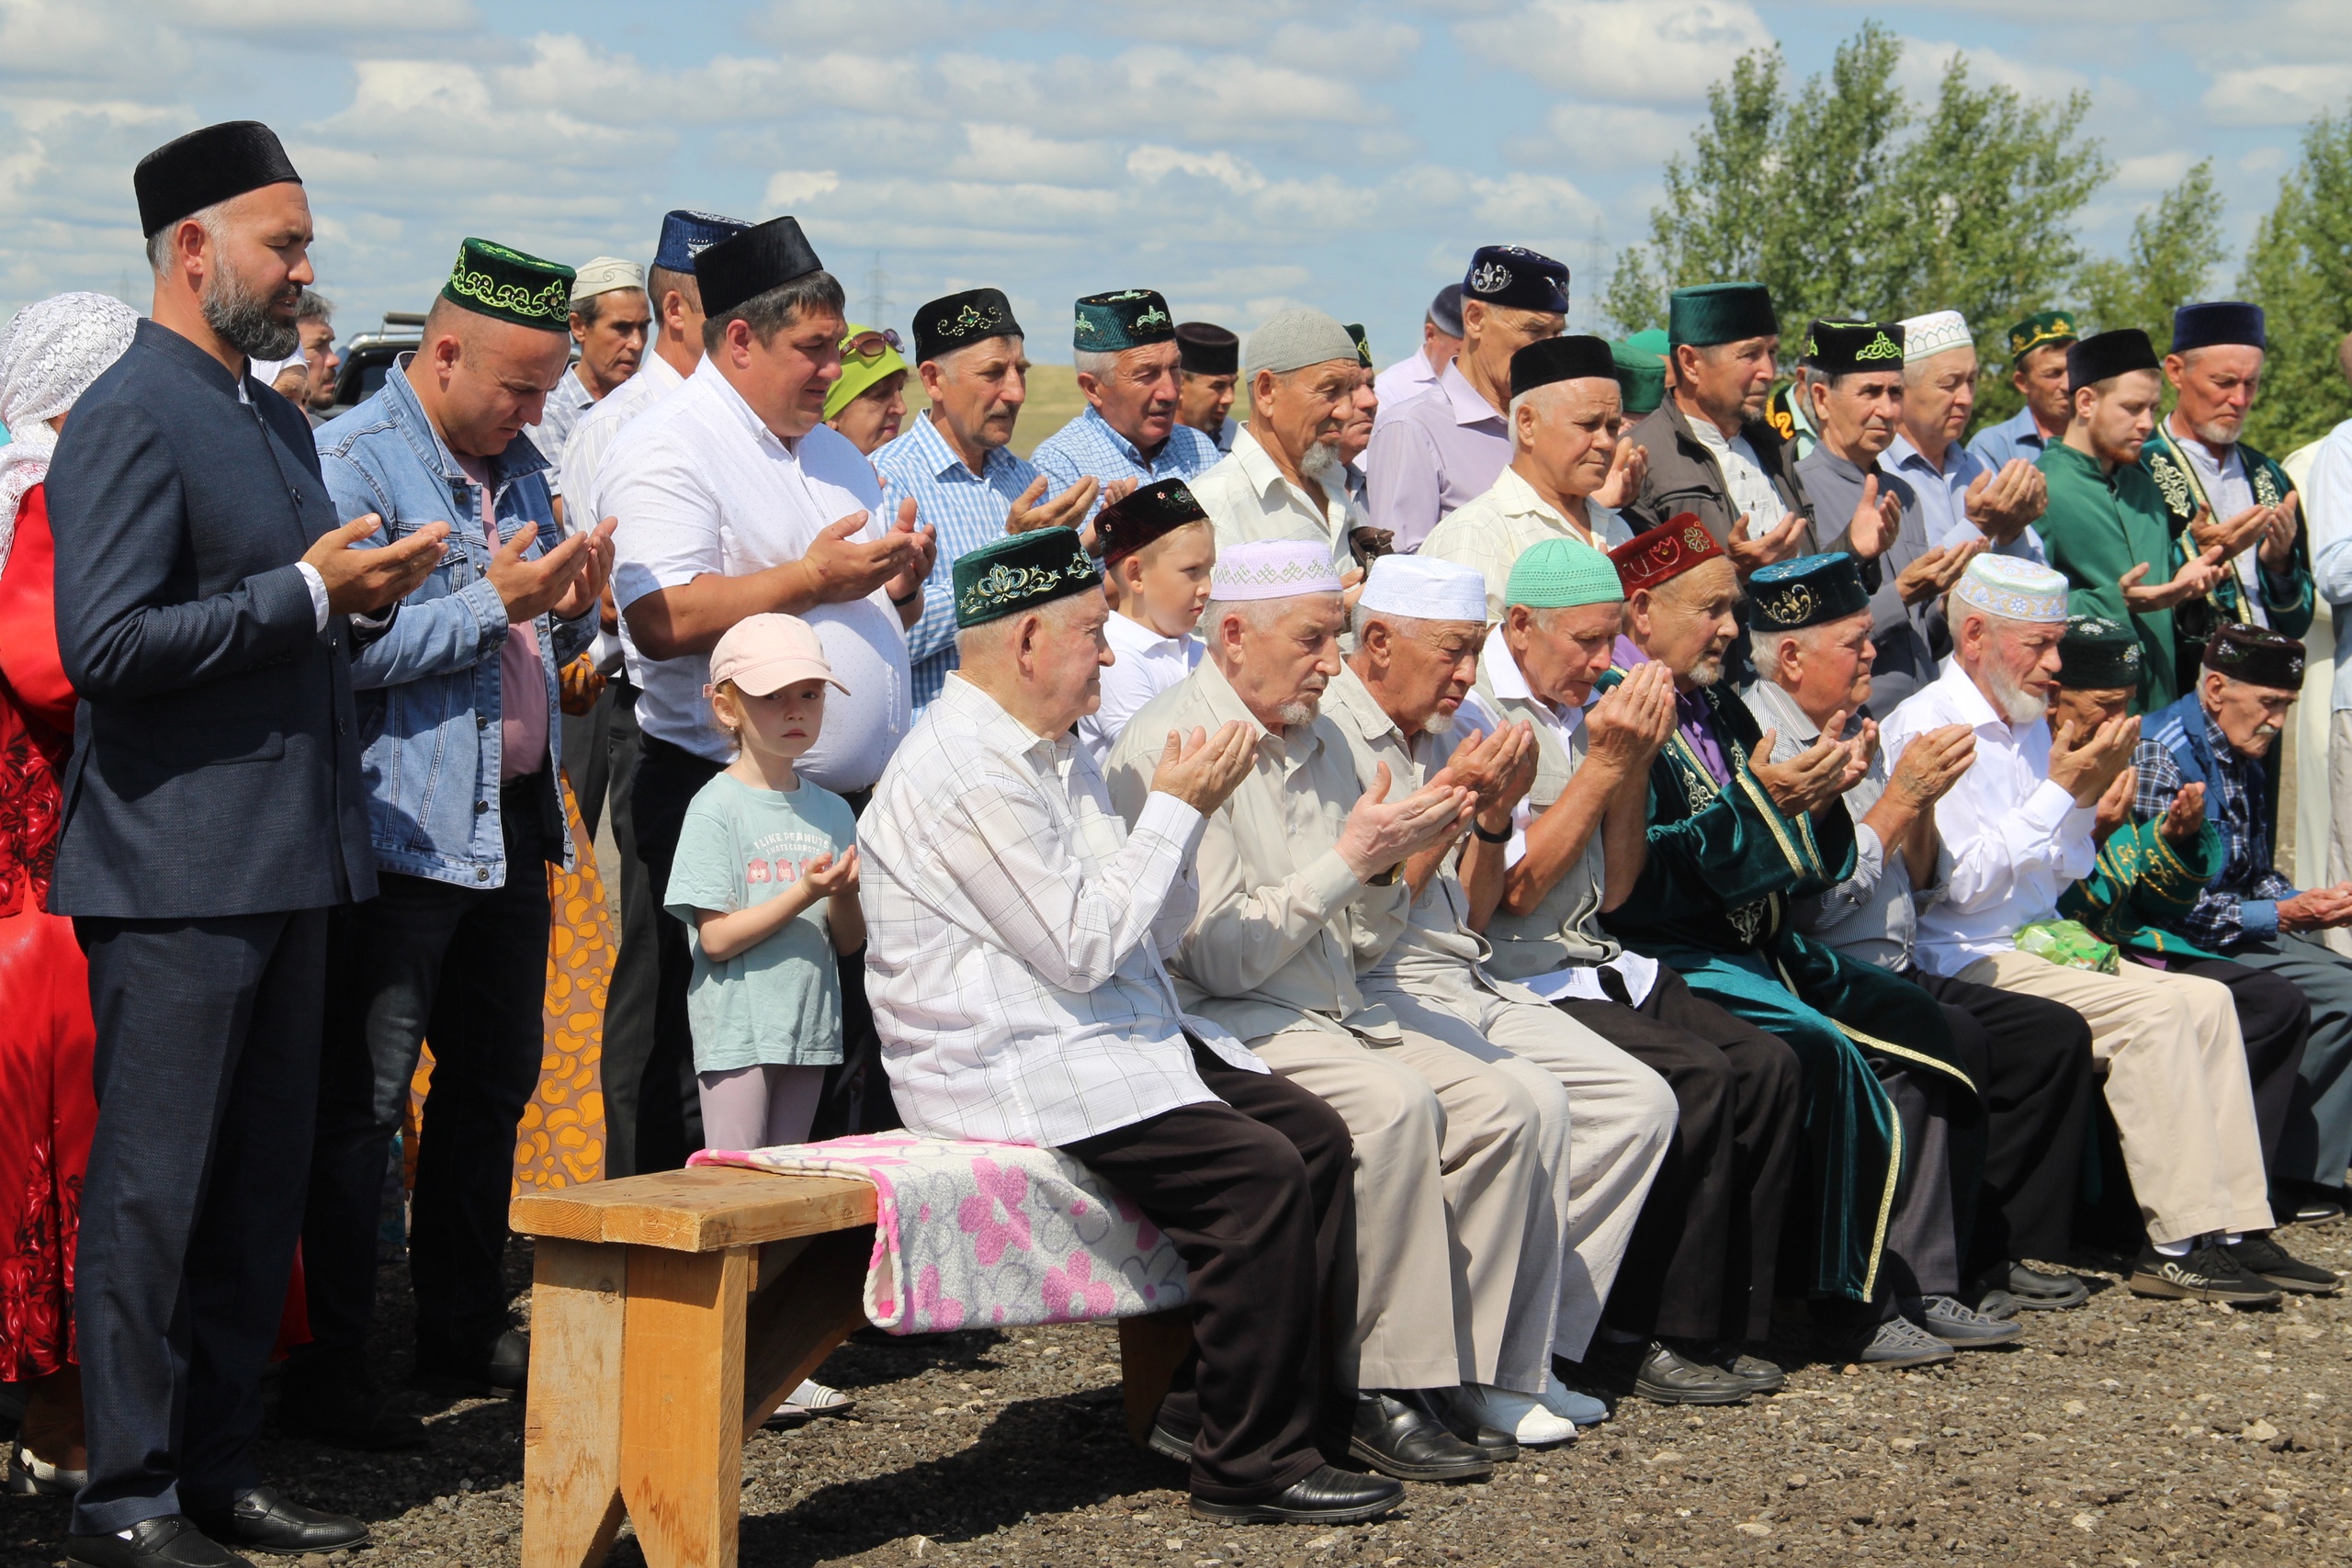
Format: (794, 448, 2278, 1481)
(1364, 970, 1676, 1365)
(1958, 948, 2274, 1243)
(1253, 1019, 1550, 1393)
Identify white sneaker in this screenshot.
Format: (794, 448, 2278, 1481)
(764, 1377, 855, 1427)
(1457, 1383, 1577, 1447)
(1535, 1379, 1609, 1427)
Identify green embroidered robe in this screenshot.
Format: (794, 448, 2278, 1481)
(2139, 425, 2313, 694)
(1596, 671, 1976, 1303)
(2037, 442, 2186, 713)
(2056, 815, 2227, 962)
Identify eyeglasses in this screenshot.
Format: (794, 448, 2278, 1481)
(842, 328, 901, 364)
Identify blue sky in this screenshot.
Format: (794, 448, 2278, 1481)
(3, 0, 2348, 366)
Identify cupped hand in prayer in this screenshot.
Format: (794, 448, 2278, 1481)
(801, 845, 860, 898)
(1432, 720, 1537, 823)
(2189, 503, 2273, 562)
(1842, 474, 1903, 561)
(551, 517, 618, 622)
(1150, 722, 1259, 815)
(488, 515, 608, 623)
(2259, 493, 2300, 571)
(2120, 547, 2225, 613)
(1007, 474, 1100, 537)
(2280, 880, 2352, 932)
(1895, 538, 1984, 606)
(1962, 459, 2046, 544)
(1750, 710, 1856, 816)
(2094, 764, 2141, 841)
(1725, 510, 1806, 576)
(308, 513, 449, 615)
(2156, 781, 2205, 845)
(1584, 659, 1677, 771)
(1885, 722, 1975, 810)
(1335, 761, 1474, 883)
(2049, 713, 2141, 807)
(1592, 440, 1648, 511)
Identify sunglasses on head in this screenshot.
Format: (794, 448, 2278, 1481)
(842, 328, 902, 363)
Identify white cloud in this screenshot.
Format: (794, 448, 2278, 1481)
(1894, 38, 2090, 103)
(765, 169, 841, 207)
(1127, 146, 1269, 195)
(1458, 0, 1772, 105)
(2114, 151, 2196, 191)
(1464, 173, 1600, 233)
(2203, 63, 2352, 127)
(161, 0, 476, 30)
(1532, 102, 1701, 168)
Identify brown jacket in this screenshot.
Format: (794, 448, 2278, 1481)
(1623, 395, 1851, 555)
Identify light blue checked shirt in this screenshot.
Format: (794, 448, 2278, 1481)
(1031, 405, 1218, 521)
(874, 413, 1043, 708)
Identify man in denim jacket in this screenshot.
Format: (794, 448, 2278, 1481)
(284, 239, 613, 1448)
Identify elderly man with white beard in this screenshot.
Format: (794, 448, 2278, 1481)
(1189, 309, 1378, 576)
(1881, 554, 2319, 1304)
(1324, 555, 1679, 1438)
(1106, 541, 1563, 1483)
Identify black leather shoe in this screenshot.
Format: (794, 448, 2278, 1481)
(1412, 1388, 1518, 1462)
(415, 1326, 528, 1393)
(278, 1359, 427, 1451)
(1191, 1465, 1403, 1525)
(1983, 1259, 2090, 1310)
(66, 1517, 254, 1568)
(1148, 1402, 1198, 1463)
(189, 1486, 369, 1556)
(1346, 1392, 1493, 1483)
(1707, 1343, 1786, 1394)
(2275, 1186, 2346, 1227)
(1614, 1339, 1749, 1405)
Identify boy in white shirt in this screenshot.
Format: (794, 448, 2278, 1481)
(1078, 479, 1216, 768)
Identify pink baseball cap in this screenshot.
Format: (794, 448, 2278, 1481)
(706, 614, 848, 697)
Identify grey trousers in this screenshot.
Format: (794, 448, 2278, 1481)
(2226, 932, 2352, 1190)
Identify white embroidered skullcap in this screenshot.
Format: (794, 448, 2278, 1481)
(1953, 553, 2069, 624)
(1359, 555, 1487, 624)
(1208, 538, 1343, 603)
(0, 290, 141, 572)
(571, 255, 646, 306)
(1899, 310, 1973, 363)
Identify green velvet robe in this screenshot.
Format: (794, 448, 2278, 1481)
(2055, 815, 2227, 962)
(1596, 671, 1978, 1304)
(2141, 425, 2314, 683)
(2038, 442, 2185, 714)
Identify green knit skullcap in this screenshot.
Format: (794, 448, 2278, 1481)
(1505, 536, 1623, 610)
(440, 238, 574, 332)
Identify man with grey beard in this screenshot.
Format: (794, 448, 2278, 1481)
(1189, 308, 1375, 576)
(48, 120, 445, 1568)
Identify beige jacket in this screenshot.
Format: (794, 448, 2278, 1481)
(1420, 466, 1634, 620)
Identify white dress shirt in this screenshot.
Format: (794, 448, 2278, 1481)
(1688, 415, 1789, 533)
(860, 674, 1262, 1146)
(1879, 659, 2097, 976)
(526, 365, 599, 496)
(560, 349, 685, 522)
(1076, 609, 1202, 773)
(2306, 417, 2352, 714)
(1189, 424, 1370, 574)
(602, 360, 910, 788)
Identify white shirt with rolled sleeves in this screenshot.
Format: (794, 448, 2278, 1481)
(1075, 609, 1202, 773)
(859, 673, 1263, 1147)
(1188, 424, 1368, 577)
(559, 348, 684, 522)
(601, 358, 911, 791)
(1878, 657, 2098, 976)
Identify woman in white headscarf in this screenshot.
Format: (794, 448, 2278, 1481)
(0, 290, 138, 1496)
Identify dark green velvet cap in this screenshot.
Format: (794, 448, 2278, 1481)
(440, 238, 575, 332)
(1611, 330, 1668, 415)
(952, 527, 1099, 629)
(2058, 615, 2144, 691)
(1747, 552, 1871, 631)
(1073, 288, 1175, 352)
(2005, 309, 2078, 364)
(1667, 282, 1777, 348)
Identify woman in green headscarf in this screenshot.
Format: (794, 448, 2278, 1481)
(823, 322, 910, 455)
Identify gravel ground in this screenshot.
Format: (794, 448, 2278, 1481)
(9, 1222, 2352, 1568)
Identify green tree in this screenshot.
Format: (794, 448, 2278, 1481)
(2078, 161, 2225, 351)
(2238, 110, 2352, 456)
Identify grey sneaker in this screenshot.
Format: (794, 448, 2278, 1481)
(1918, 1294, 2024, 1348)
(1855, 1316, 1955, 1369)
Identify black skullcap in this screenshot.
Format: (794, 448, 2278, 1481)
(1174, 321, 1239, 377)
(134, 120, 303, 238)
(2172, 301, 2267, 355)
(1509, 335, 1617, 400)
(1428, 283, 1464, 338)
(2066, 328, 2161, 393)
(2057, 615, 2144, 691)
(695, 216, 825, 320)
(1804, 320, 1905, 375)
(2204, 624, 2305, 692)
(913, 288, 1023, 365)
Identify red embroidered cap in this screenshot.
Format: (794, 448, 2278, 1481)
(1609, 513, 1724, 594)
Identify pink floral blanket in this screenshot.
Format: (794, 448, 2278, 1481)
(689, 1134, 1190, 1335)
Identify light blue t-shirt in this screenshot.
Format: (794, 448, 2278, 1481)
(663, 772, 856, 1072)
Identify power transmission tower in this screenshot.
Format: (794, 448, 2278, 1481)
(865, 252, 889, 329)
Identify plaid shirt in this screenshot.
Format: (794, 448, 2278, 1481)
(872, 415, 1041, 709)
(1031, 406, 1218, 523)
(2132, 712, 2293, 949)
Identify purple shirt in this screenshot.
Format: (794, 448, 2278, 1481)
(1363, 360, 1510, 553)
(1613, 635, 1730, 786)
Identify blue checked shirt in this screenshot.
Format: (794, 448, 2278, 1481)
(1031, 406, 1218, 522)
(2132, 713, 2293, 950)
(873, 414, 1042, 709)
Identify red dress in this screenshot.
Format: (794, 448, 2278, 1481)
(0, 483, 96, 1382)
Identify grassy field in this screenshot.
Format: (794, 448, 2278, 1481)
(904, 363, 1248, 460)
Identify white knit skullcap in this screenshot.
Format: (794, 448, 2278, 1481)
(1209, 539, 1343, 602)
(1359, 555, 1487, 624)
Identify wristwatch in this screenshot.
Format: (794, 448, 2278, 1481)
(1472, 818, 1513, 844)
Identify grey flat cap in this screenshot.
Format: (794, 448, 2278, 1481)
(1246, 307, 1361, 377)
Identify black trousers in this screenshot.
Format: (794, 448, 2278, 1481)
(1870, 1063, 1965, 1315)
(71, 908, 328, 1534)
(2167, 955, 2312, 1178)
(1065, 1044, 1353, 1503)
(1908, 967, 2096, 1272)
(300, 785, 555, 1366)
(626, 734, 723, 1173)
(1563, 966, 1803, 1345)
(567, 680, 663, 1179)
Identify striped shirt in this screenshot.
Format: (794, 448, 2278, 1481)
(872, 414, 1041, 708)
(1031, 406, 1217, 521)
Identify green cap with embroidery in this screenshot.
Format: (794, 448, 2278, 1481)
(1073, 288, 1176, 352)
(1504, 536, 1623, 610)
(2005, 309, 2078, 365)
(439, 237, 575, 332)
(1803, 319, 1905, 375)
(952, 527, 1100, 629)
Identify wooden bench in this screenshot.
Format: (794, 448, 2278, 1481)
(511, 1166, 1193, 1568)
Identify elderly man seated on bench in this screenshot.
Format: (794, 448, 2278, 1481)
(858, 528, 1399, 1528)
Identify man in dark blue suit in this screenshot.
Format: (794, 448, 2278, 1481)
(46, 121, 447, 1568)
